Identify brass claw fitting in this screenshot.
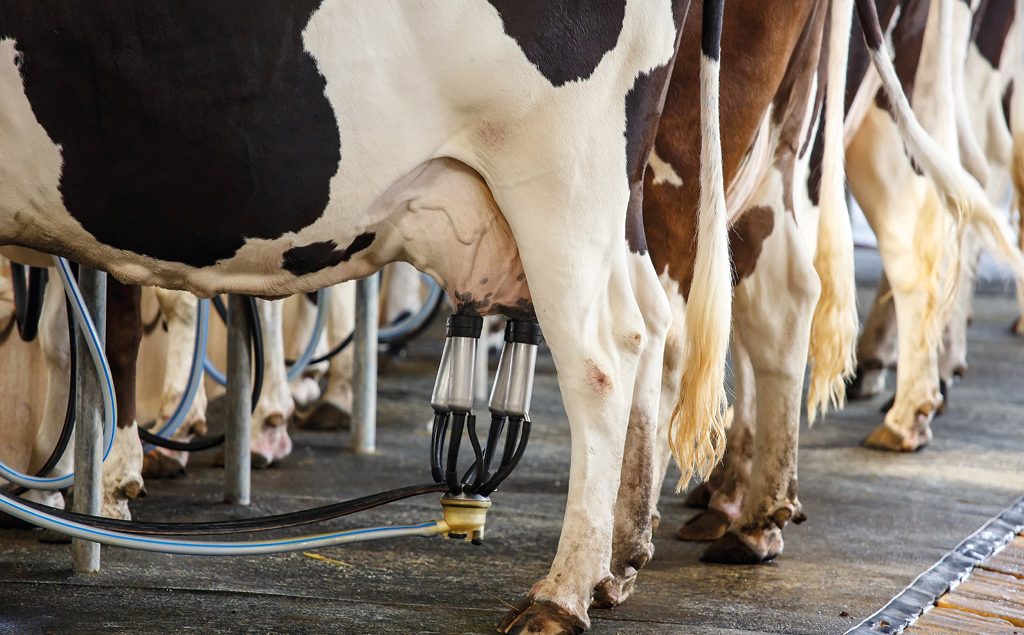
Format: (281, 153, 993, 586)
(439, 494, 491, 544)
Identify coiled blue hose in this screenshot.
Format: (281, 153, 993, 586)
(0, 257, 117, 490)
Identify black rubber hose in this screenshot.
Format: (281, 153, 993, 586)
(10, 263, 47, 342)
(429, 412, 447, 483)
(10, 482, 448, 535)
(291, 332, 353, 367)
(445, 413, 466, 493)
(479, 418, 530, 497)
(465, 415, 485, 493)
(141, 296, 264, 452)
(2, 298, 78, 497)
(284, 278, 446, 366)
(211, 295, 228, 322)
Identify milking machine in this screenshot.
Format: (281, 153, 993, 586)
(429, 316, 540, 542)
(0, 257, 541, 557)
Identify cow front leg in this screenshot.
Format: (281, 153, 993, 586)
(249, 299, 294, 467)
(143, 289, 209, 479)
(301, 281, 355, 432)
(847, 274, 897, 400)
(489, 200, 644, 633)
(938, 230, 979, 393)
(23, 272, 75, 510)
(101, 281, 145, 520)
(849, 109, 945, 452)
(592, 252, 671, 610)
(703, 208, 819, 564)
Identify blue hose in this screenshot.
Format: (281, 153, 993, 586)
(142, 298, 210, 452)
(0, 257, 117, 490)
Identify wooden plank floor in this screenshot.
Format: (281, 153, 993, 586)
(907, 536, 1024, 634)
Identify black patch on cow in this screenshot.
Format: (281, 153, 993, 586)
(870, 0, 929, 127)
(1005, 82, 1014, 129)
(855, 0, 886, 50)
(623, 68, 661, 255)
(2, 2, 340, 268)
(621, 1, 688, 255)
(701, 0, 724, 61)
(972, 0, 1014, 69)
(281, 232, 375, 276)
(807, 115, 826, 207)
(487, 0, 627, 87)
(847, 0, 900, 113)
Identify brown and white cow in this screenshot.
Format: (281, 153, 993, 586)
(847, 0, 1024, 454)
(609, 0, 861, 572)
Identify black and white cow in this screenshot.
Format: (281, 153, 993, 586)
(0, 3, 731, 631)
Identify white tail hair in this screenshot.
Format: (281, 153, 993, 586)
(856, 0, 1024, 281)
(669, 0, 732, 486)
(807, 0, 860, 424)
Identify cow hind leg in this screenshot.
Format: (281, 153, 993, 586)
(491, 190, 645, 634)
(101, 281, 145, 520)
(591, 252, 671, 610)
(143, 289, 209, 479)
(849, 110, 945, 452)
(678, 340, 754, 544)
(22, 272, 74, 511)
(703, 207, 819, 564)
(301, 281, 355, 432)
(249, 299, 294, 468)
(847, 274, 898, 400)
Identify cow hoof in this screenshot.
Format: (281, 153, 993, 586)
(847, 365, 886, 400)
(592, 574, 631, 609)
(142, 450, 186, 479)
(863, 418, 931, 452)
(684, 483, 712, 509)
(251, 423, 293, 468)
(299, 402, 351, 431)
(120, 479, 146, 501)
(701, 528, 781, 564)
(677, 509, 730, 542)
(592, 567, 643, 610)
(1012, 317, 1024, 336)
(593, 540, 653, 609)
(250, 451, 274, 469)
(291, 376, 323, 409)
(101, 496, 132, 521)
(498, 599, 586, 635)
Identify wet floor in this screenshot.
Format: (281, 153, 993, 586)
(1, 251, 1023, 634)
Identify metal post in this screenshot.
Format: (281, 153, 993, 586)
(72, 267, 105, 573)
(224, 294, 251, 505)
(352, 276, 378, 454)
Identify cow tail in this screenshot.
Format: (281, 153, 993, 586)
(669, 0, 732, 486)
(854, 0, 1024, 281)
(807, 0, 859, 425)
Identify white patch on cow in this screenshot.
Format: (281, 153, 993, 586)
(648, 150, 682, 187)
